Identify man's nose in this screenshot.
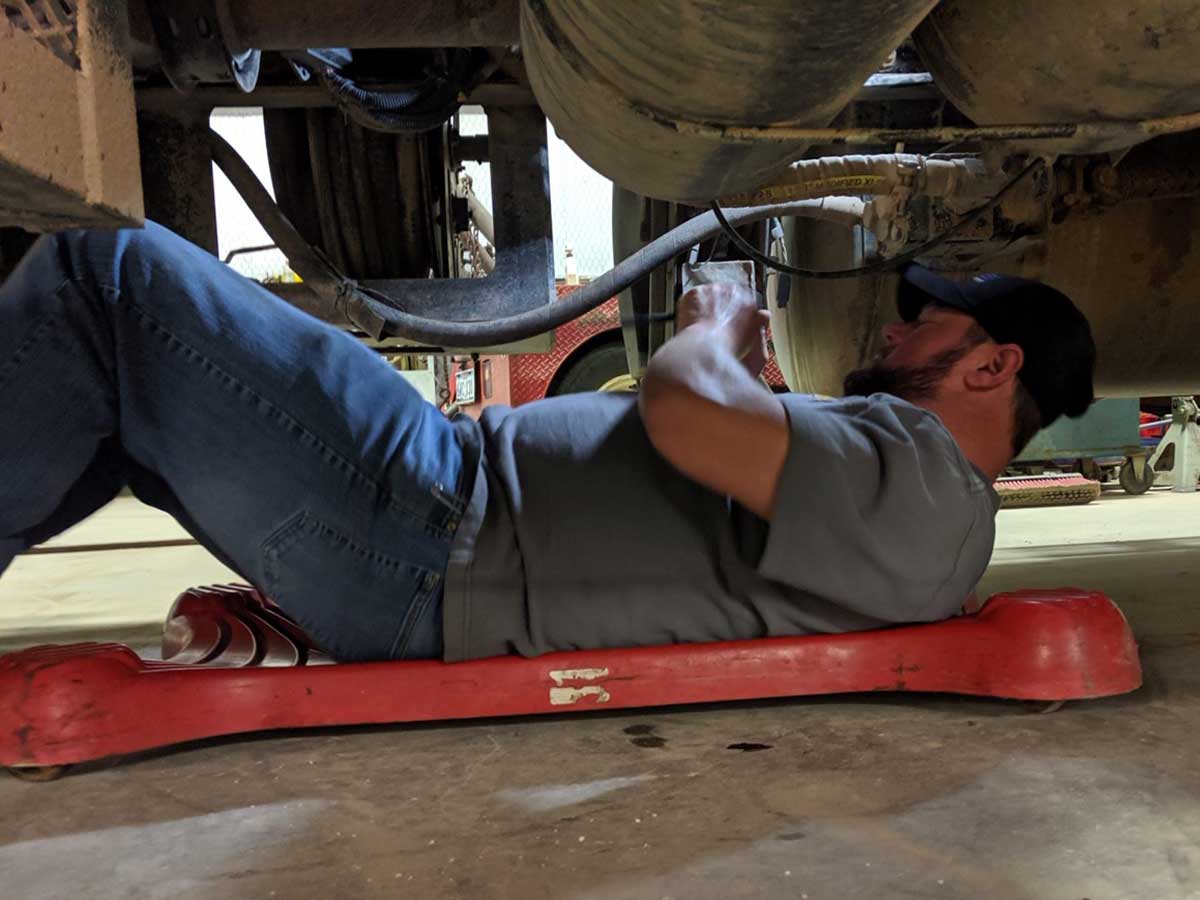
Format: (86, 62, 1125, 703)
(881, 320, 909, 346)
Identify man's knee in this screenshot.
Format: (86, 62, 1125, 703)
(5, 224, 183, 290)
(48, 222, 210, 310)
(65, 221, 174, 274)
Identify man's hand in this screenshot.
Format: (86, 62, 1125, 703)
(639, 284, 789, 520)
(676, 284, 771, 378)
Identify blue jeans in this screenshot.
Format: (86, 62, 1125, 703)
(0, 223, 466, 661)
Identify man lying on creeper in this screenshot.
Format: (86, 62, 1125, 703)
(0, 224, 1094, 662)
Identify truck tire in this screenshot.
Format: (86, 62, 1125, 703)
(263, 108, 450, 280)
(550, 341, 635, 395)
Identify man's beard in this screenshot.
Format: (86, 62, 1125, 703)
(842, 345, 970, 404)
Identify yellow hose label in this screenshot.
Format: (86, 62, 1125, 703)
(730, 174, 888, 206)
(804, 175, 888, 191)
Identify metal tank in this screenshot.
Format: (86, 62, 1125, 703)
(520, 0, 940, 203)
(912, 1, 1200, 153)
(1011, 192, 1200, 398)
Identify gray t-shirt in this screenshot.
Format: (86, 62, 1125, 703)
(443, 392, 999, 662)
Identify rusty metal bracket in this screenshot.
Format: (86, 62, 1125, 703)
(147, 0, 260, 93)
(359, 105, 556, 325)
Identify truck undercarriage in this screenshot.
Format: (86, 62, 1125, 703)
(3, 0, 1200, 395)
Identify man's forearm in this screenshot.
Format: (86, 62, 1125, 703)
(641, 322, 768, 412)
(639, 322, 788, 518)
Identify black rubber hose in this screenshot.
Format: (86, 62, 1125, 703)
(312, 49, 475, 134)
(321, 69, 428, 110)
(318, 67, 462, 133)
(208, 129, 344, 295)
(349, 200, 842, 346)
(210, 126, 852, 347)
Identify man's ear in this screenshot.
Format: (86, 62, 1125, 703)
(963, 343, 1024, 391)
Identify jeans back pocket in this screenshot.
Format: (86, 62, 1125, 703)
(262, 511, 443, 662)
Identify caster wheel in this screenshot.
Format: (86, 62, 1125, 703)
(1119, 458, 1155, 495)
(7, 765, 71, 782)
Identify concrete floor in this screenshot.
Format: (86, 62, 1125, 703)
(2, 488, 1200, 899)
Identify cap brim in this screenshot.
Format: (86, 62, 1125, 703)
(899, 265, 973, 321)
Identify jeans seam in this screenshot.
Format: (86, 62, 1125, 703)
(431, 482, 468, 516)
(262, 510, 311, 592)
(307, 515, 437, 575)
(389, 572, 439, 659)
(122, 298, 453, 534)
(0, 311, 56, 393)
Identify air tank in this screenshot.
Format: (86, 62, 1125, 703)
(520, 0, 940, 203)
(913, 1, 1200, 153)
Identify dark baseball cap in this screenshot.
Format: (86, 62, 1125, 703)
(898, 265, 1095, 425)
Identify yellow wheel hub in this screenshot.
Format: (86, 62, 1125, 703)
(598, 374, 638, 393)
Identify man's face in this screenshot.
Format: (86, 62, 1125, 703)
(843, 304, 984, 404)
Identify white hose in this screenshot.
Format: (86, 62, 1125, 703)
(720, 153, 991, 206)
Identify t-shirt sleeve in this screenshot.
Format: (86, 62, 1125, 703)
(757, 395, 993, 623)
